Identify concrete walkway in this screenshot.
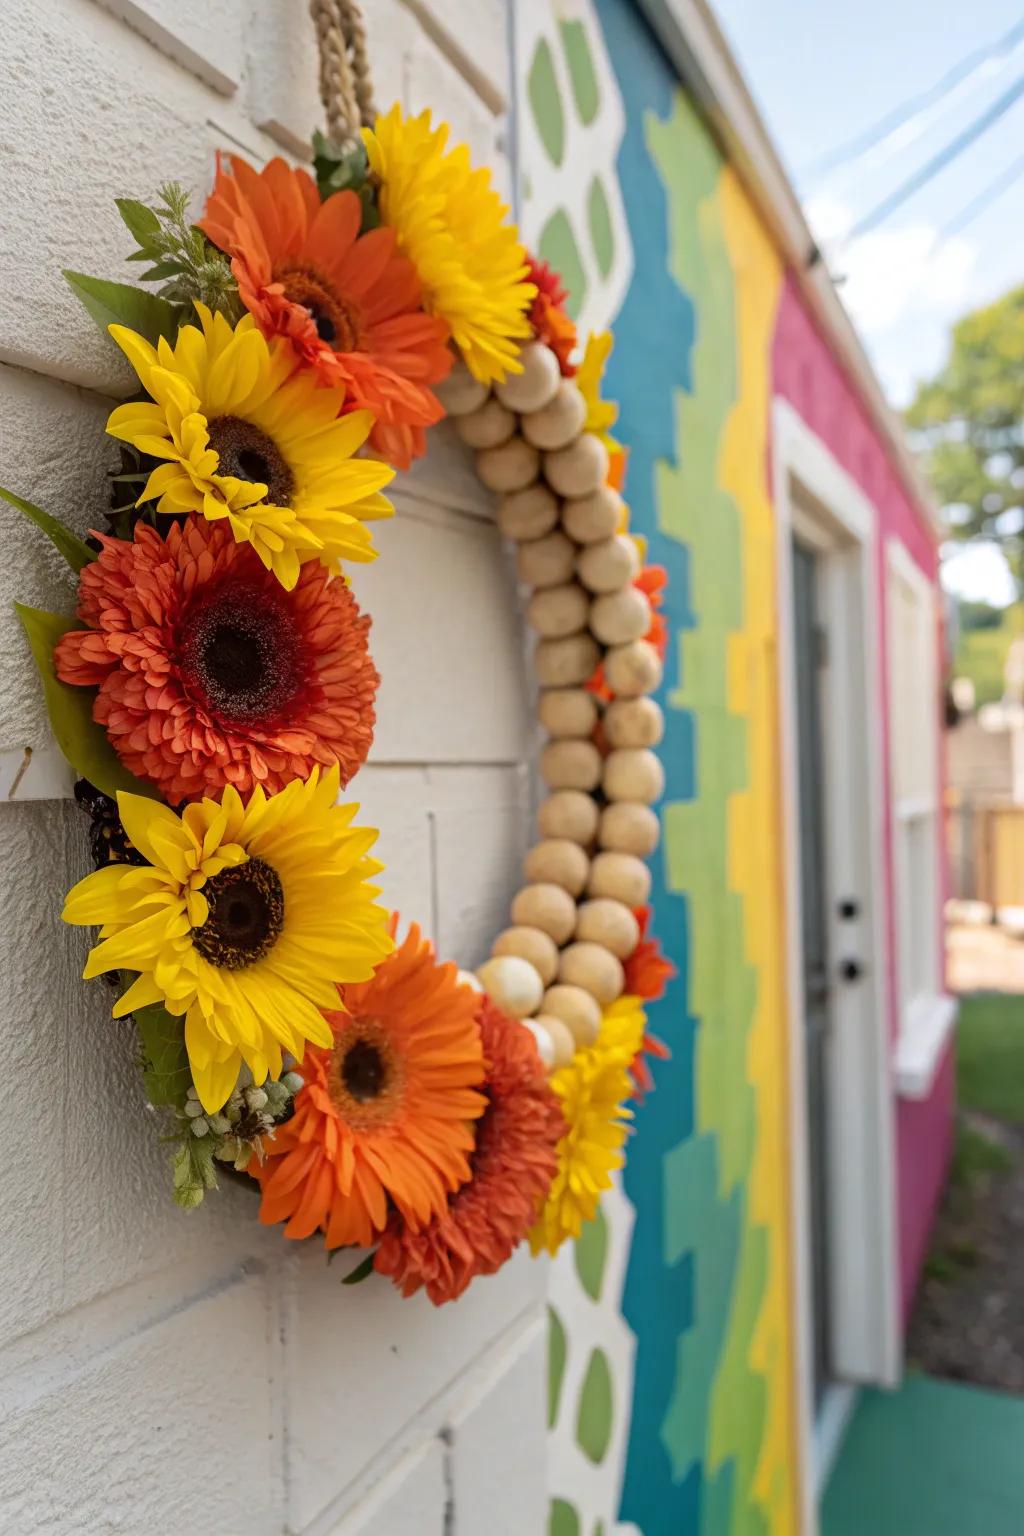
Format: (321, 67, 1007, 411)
(822, 1376, 1024, 1535)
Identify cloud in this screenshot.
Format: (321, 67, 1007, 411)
(806, 194, 978, 336)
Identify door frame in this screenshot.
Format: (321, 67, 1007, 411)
(773, 400, 900, 1520)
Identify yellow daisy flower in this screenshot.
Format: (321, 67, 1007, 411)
(363, 104, 535, 385)
(62, 767, 393, 1113)
(529, 994, 646, 1257)
(105, 304, 394, 591)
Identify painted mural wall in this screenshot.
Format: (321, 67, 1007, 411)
(519, 2, 948, 1533)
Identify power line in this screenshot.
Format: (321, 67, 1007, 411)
(803, 14, 1024, 179)
(845, 71, 1024, 241)
(939, 151, 1024, 239)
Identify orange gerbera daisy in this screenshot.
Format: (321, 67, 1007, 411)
(525, 254, 577, 377)
(252, 923, 486, 1249)
(374, 995, 563, 1304)
(588, 564, 668, 701)
(54, 520, 378, 802)
(199, 155, 452, 469)
(623, 907, 676, 1098)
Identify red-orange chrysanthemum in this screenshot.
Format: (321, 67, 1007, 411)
(588, 564, 668, 702)
(374, 995, 563, 1303)
(54, 520, 378, 802)
(252, 924, 486, 1250)
(624, 907, 675, 1098)
(526, 254, 578, 377)
(199, 155, 453, 469)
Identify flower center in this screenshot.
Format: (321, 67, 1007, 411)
(276, 267, 361, 352)
(206, 416, 295, 504)
(177, 581, 306, 726)
(328, 1018, 404, 1130)
(192, 857, 284, 969)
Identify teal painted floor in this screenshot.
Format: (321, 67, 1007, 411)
(822, 1376, 1024, 1535)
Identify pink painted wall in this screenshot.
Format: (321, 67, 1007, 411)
(770, 274, 955, 1323)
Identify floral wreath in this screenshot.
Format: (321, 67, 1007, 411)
(6, 0, 674, 1304)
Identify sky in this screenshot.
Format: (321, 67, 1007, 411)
(713, 0, 1024, 606)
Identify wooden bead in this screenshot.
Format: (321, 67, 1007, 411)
(540, 738, 602, 792)
(436, 359, 488, 416)
(456, 969, 485, 993)
(589, 586, 651, 646)
(576, 534, 640, 594)
(599, 801, 660, 857)
(538, 687, 599, 739)
(537, 790, 600, 845)
(524, 838, 590, 897)
(604, 639, 663, 697)
(498, 483, 559, 542)
(561, 485, 626, 544)
(603, 747, 665, 804)
(558, 941, 624, 1007)
(476, 436, 539, 493)
(495, 339, 562, 413)
(535, 1013, 576, 1069)
(544, 433, 610, 498)
(603, 696, 665, 748)
(542, 984, 602, 1046)
(527, 582, 589, 638)
(455, 395, 516, 449)
(534, 632, 601, 688)
(516, 529, 576, 589)
(475, 955, 544, 1018)
(492, 925, 560, 987)
(587, 851, 651, 907)
(521, 1016, 555, 1069)
(511, 882, 577, 945)
(520, 380, 587, 450)
(575, 899, 640, 960)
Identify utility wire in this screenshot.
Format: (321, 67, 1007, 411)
(845, 72, 1024, 241)
(938, 151, 1024, 239)
(803, 14, 1024, 178)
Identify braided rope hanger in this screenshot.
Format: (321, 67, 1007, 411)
(309, 0, 377, 146)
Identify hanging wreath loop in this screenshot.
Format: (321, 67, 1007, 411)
(310, 0, 377, 148)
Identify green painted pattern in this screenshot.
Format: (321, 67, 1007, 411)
(586, 177, 614, 277)
(574, 1201, 609, 1301)
(648, 92, 768, 1536)
(529, 40, 565, 166)
(550, 1498, 581, 1536)
(548, 1304, 568, 1428)
(538, 210, 587, 319)
(577, 1349, 615, 1464)
(559, 19, 601, 124)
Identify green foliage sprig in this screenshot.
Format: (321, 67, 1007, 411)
(117, 183, 244, 322)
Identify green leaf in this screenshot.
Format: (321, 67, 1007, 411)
(63, 270, 179, 347)
(135, 1000, 192, 1109)
(170, 1138, 219, 1209)
(14, 603, 159, 800)
(0, 485, 95, 573)
(115, 196, 161, 247)
(341, 1252, 376, 1286)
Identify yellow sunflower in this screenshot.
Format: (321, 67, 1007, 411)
(62, 767, 393, 1113)
(529, 994, 646, 1257)
(363, 105, 535, 385)
(576, 331, 621, 447)
(106, 304, 394, 591)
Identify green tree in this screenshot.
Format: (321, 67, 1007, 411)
(907, 284, 1024, 586)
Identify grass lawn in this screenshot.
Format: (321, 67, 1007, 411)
(957, 993, 1024, 1123)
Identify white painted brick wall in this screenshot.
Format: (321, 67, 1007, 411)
(0, 2, 549, 1531)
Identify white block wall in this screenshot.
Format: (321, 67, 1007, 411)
(0, 2, 550, 1530)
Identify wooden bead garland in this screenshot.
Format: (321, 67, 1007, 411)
(451, 330, 669, 1085)
(511, 883, 578, 946)
(523, 839, 590, 897)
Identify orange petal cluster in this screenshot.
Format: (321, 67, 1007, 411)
(526, 253, 578, 377)
(54, 519, 379, 802)
(252, 924, 486, 1250)
(200, 155, 453, 469)
(623, 906, 676, 1099)
(374, 995, 563, 1303)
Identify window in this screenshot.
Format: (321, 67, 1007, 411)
(886, 540, 954, 1096)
